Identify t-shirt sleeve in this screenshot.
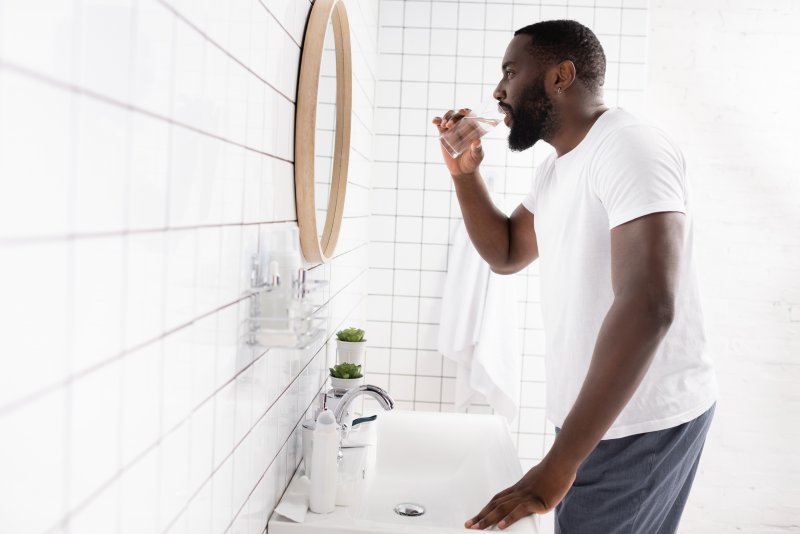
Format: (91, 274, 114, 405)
(592, 124, 687, 229)
(522, 187, 536, 214)
(521, 155, 553, 214)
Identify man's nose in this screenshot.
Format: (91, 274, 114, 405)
(493, 84, 505, 102)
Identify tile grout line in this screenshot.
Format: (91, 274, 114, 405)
(0, 250, 369, 418)
(0, 59, 294, 170)
(155, 0, 296, 105)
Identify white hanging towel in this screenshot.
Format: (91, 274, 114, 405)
(437, 220, 520, 422)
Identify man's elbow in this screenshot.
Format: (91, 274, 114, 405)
(490, 265, 513, 275)
(618, 289, 676, 331)
(653, 299, 676, 329)
(489, 251, 537, 275)
(490, 263, 524, 275)
(645, 292, 676, 331)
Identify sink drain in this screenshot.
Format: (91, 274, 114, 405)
(394, 503, 425, 517)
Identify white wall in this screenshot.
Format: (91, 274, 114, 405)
(0, 0, 378, 532)
(646, 1, 800, 531)
(368, 0, 649, 468)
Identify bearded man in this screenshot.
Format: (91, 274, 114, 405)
(433, 20, 716, 533)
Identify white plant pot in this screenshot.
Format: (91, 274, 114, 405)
(336, 340, 366, 366)
(330, 376, 364, 394)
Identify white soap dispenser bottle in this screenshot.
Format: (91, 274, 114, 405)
(309, 409, 338, 514)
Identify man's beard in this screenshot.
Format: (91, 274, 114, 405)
(505, 79, 558, 152)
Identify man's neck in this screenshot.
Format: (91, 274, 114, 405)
(548, 102, 610, 158)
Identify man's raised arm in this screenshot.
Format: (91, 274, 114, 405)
(433, 110, 538, 273)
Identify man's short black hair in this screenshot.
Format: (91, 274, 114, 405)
(514, 20, 606, 93)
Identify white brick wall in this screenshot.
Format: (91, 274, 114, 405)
(647, 1, 800, 532)
(0, 1, 378, 532)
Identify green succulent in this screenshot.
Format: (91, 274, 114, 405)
(329, 362, 363, 379)
(336, 327, 366, 342)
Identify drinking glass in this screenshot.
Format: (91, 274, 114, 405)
(439, 99, 505, 158)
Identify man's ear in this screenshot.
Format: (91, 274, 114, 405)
(554, 60, 577, 92)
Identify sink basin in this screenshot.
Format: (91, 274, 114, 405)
(269, 411, 539, 533)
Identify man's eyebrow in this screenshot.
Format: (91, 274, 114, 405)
(501, 61, 516, 71)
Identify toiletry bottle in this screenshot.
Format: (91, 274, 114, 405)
(260, 260, 289, 330)
(289, 268, 313, 334)
(309, 409, 338, 514)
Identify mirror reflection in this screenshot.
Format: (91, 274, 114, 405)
(314, 20, 337, 240)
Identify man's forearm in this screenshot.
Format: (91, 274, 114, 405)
(452, 171, 513, 268)
(544, 294, 675, 473)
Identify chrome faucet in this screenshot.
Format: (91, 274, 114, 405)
(333, 384, 395, 426)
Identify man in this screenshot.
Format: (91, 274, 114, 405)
(432, 20, 716, 533)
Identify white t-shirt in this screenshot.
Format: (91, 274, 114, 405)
(522, 108, 716, 439)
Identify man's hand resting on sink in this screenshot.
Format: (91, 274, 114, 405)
(464, 458, 576, 530)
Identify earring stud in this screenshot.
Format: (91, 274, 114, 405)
(557, 87, 563, 94)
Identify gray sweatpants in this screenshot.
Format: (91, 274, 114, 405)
(555, 404, 715, 534)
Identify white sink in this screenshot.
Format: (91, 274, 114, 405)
(269, 411, 539, 533)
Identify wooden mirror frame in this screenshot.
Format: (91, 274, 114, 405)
(294, 0, 352, 264)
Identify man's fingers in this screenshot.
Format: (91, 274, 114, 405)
(433, 108, 475, 135)
(497, 500, 546, 530)
(491, 487, 515, 501)
(433, 107, 479, 139)
(446, 108, 470, 127)
(475, 492, 513, 520)
(464, 503, 491, 528)
(432, 116, 447, 134)
(466, 494, 519, 530)
(433, 110, 458, 134)
(470, 501, 517, 530)
(471, 139, 483, 157)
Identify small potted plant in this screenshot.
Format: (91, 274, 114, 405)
(329, 362, 364, 393)
(336, 327, 366, 365)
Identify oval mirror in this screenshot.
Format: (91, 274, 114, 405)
(295, 0, 351, 264)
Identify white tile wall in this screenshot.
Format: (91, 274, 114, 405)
(369, 0, 649, 471)
(6, 0, 794, 532)
(0, 0, 378, 532)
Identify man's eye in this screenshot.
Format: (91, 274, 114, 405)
(505, 71, 514, 79)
